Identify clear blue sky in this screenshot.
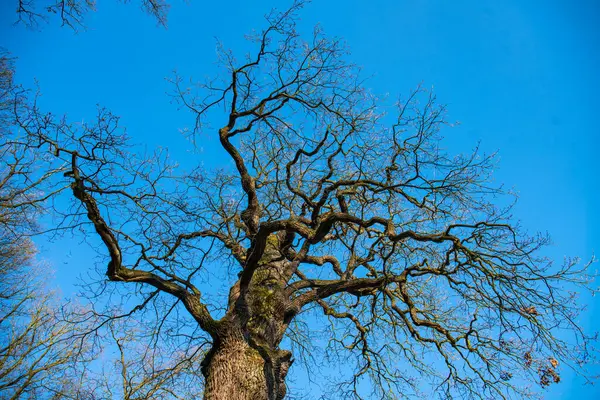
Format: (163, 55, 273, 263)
(1, 0, 599, 398)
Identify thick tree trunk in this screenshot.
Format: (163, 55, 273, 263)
(202, 337, 269, 400)
(202, 335, 291, 400)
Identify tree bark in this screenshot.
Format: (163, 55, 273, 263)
(202, 336, 269, 400)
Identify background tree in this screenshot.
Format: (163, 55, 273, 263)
(0, 228, 92, 400)
(2, 48, 205, 400)
(14, 0, 171, 29)
(73, 319, 205, 400)
(7, 2, 597, 399)
(0, 51, 93, 400)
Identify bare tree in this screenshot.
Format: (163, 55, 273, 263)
(0, 233, 92, 400)
(14, 0, 171, 29)
(0, 50, 95, 400)
(71, 319, 205, 400)
(2, 48, 201, 400)
(7, 2, 597, 399)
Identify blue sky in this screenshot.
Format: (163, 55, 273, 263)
(1, 0, 599, 398)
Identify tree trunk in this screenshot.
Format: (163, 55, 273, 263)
(202, 337, 268, 400)
(201, 333, 292, 400)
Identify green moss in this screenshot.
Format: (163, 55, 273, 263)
(244, 345, 263, 362)
(266, 233, 279, 247)
(257, 234, 279, 266)
(251, 285, 277, 315)
(246, 233, 285, 338)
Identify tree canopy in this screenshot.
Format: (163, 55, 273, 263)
(1, 1, 597, 399)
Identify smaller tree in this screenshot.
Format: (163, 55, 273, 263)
(0, 50, 92, 400)
(0, 234, 90, 400)
(14, 0, 171, 29)
(74, 320, 205, 400)
(2, 51, 206, 400)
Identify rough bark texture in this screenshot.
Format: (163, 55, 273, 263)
(203, 337, 268, 400)
(200, 320, 292, 400)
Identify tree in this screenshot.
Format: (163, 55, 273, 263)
(0, 51, 92, 400)
(76, 319, 205, 400)
(2, 48, 199, 400)
(14, 0, 171, 29)
(0, 229, 92, 399)
(8, 2, 597, 399)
